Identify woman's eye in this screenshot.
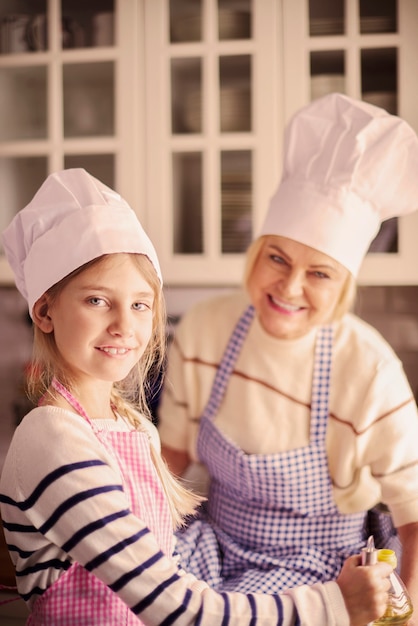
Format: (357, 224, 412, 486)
(132, 302, 149, 311)
(271, 254, 287, 265)
(313, 271, 330, 280)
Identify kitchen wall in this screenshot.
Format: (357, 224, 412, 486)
(1, 283, 418, 472)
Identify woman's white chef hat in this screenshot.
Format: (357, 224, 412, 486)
(260, 92, 418, 275)
(2, 168, 162, 317)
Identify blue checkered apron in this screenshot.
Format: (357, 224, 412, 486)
(175, 305, 370, 593)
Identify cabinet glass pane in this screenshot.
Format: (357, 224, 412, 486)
(360, 0, 397, 34)
(310, 51, 345, 100)
(219, 55, 251, 133)
(309, 0, 344, 36)
(221, 151, 252, 253)
(218, 0, 251, 40)
(172, 152, 202, 254)
(171, 58, 202, 134)
(0, 157, 47, 252)
(368, 218, 398, 253)
(64, 154, 114, 189)
(0, 66, 47, 140)
(63, 62, 114, 137)
(361, 48, 397, 115)
(61, 0, 114, 48)
(0, 1, 47, 54)
(170, 0, 202, 43)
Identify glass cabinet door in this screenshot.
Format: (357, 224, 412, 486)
(145, 0, 280, 285)
(169, 0, 253, 258)
(308, 0, 399, 254)
(0, 0, 117, 267)
(308, 0, 398, 111)
(283, 0, 418, 284)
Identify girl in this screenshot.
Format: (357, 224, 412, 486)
(0, 169, 391, 625)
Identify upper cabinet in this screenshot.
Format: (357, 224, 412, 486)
(144, 0, 282, 284)
(1, 0, 417, 286)
(0, 0, 141, 283)
(145, 0, 418, 286)
(283, 0, 418, 285)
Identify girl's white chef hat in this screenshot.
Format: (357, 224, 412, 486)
(2, 168, 162, 317)
(260, 93, 418, 275)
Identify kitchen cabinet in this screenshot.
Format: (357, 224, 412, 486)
(282, 0, 418, 285)
(0, 0, 141, 283)
(0, 0, 417, 287)
(144, 0, 281, 284)
(145, 0, 418, 286)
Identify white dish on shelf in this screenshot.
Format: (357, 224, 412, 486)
(360, 16, 396, 33)
(310, 17, 344, 36)
(171, 9, 251, 42)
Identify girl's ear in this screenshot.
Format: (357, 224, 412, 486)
(32, 295, 54, 333)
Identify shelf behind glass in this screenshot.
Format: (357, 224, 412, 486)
(172, 152, 203, 254)
(64, 154, 115, 189)
(0, 1, 47, 54)
(218, 0, 251, 40)
(0, 66, 47, 141)
(221, 150, 252, 254)
(61, 0, 115, 48)
(63, 62, 114, 138)
(0, 156, 47, 253)
(219, 55, 251, 133)
(169, 0, 202, 43)
(171, 57, 202, 134)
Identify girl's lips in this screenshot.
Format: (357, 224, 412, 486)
(98, 347, 131, 355)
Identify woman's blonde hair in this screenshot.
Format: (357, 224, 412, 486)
(28, 253, 203, 528)
(243, 236, 357, 321)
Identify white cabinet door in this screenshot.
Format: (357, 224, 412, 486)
(0, 0, 138, 284)
(282, 0, 418, 285)
(144, 0, 282, 285)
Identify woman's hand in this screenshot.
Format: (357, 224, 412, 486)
(336, 554, 392, 626)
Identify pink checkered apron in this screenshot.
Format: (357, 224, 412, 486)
(27, 380, 174, 625)
(175, 305, 369, 592)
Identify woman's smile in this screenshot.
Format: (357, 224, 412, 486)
(247, 236, 349, 339)
(268, 294, 306, 314)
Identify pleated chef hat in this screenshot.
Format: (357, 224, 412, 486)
(2, 168, 162, 317)
(260, 93, 418, 275)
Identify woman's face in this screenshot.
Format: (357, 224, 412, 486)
(247, 236, 349, 339)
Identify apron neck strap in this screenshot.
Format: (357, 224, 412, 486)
(51, 378, 93, 425)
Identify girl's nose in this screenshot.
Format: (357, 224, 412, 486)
(108, 309, 134, 337)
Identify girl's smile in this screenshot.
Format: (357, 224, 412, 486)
(39, 254, 154, 392)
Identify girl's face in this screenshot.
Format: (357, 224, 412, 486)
(39, 254, 154, 386)
(247, 236, 349, 339)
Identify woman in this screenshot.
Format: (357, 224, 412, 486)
(158, 93, 418, 617)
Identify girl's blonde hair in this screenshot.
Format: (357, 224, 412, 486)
(28, 253, 203, 528)
(243, 236, 357, 321)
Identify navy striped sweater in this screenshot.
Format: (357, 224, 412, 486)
(0, 406, 348, 625)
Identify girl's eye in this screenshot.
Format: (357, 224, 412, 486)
(88, 297, 106, 306)
(132, 302, 149, 311)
